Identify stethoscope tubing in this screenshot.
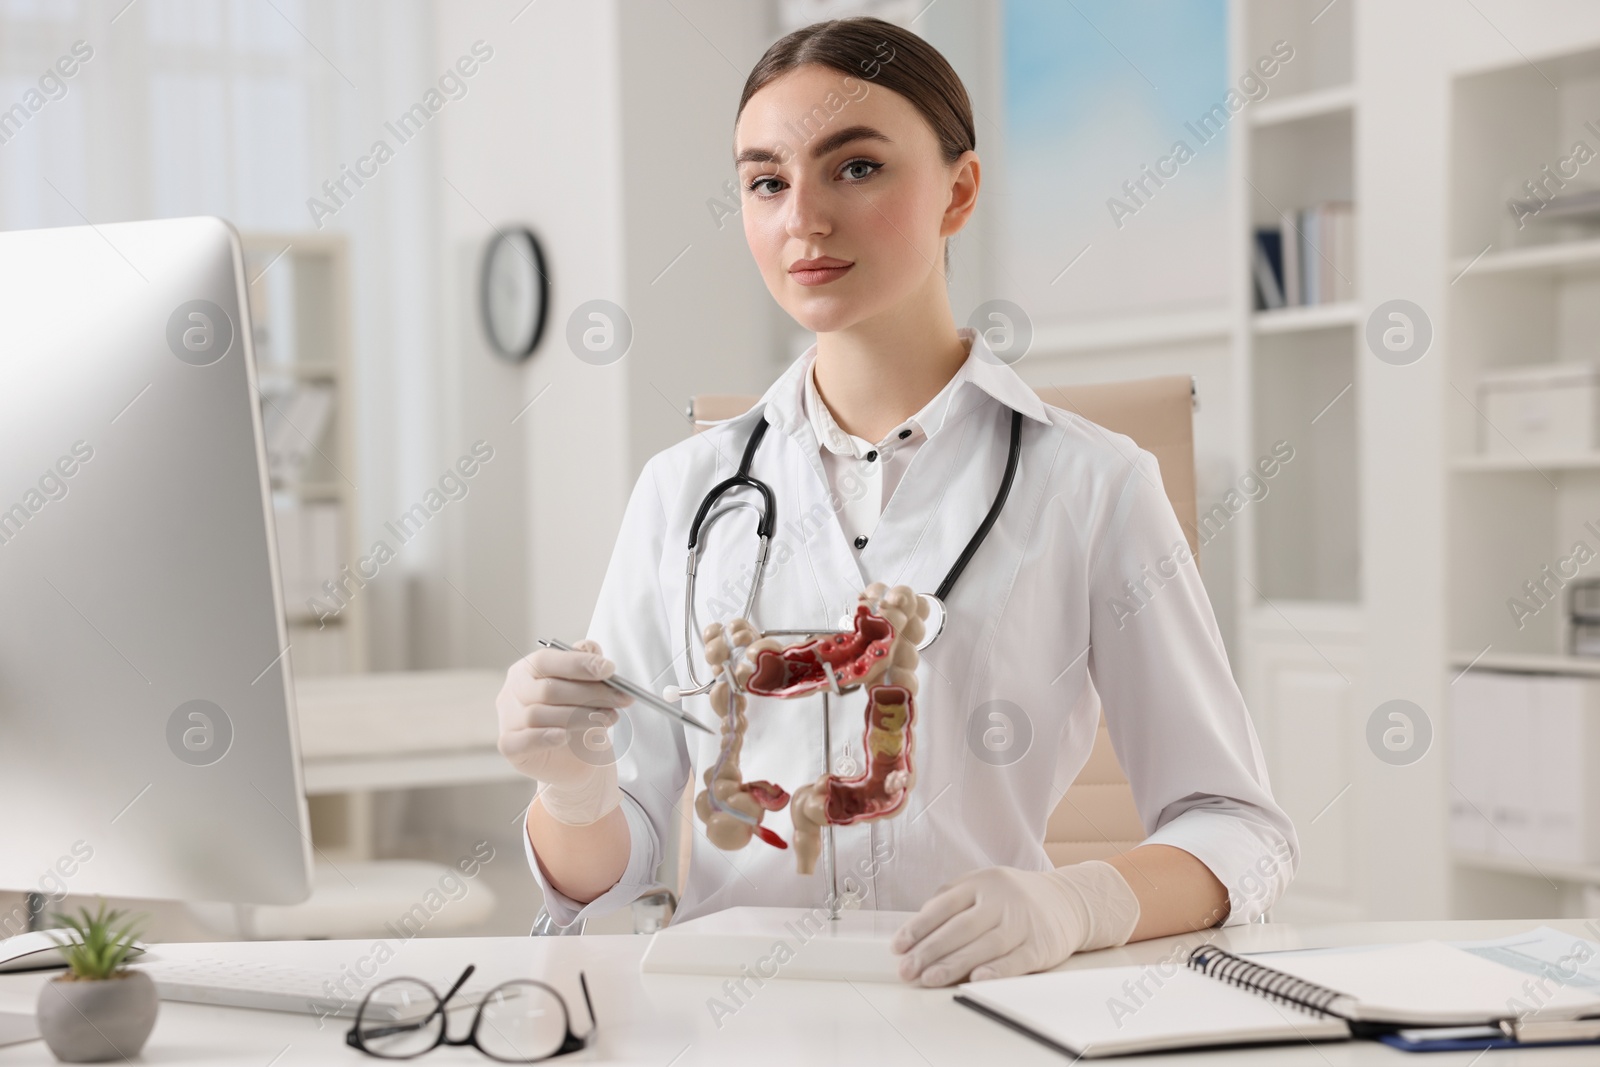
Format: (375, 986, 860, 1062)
(673, 407, 1024, 702)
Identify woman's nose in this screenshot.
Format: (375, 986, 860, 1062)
(782, 178, 832, 241)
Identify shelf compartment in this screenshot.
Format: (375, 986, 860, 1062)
(1250, 325, 1360, 603)
(1450, 44, 1600, 262)
(1242, 0, 1352, 101)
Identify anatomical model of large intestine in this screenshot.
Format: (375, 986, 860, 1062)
(694, 582, 928, 875)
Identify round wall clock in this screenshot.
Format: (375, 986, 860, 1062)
(480, 226, 548, 361)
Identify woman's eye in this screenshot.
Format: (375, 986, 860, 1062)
(840, 159, 883, 182)
(747, 175, 785, 196)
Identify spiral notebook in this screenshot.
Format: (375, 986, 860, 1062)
(954, 939, 1600, 1058)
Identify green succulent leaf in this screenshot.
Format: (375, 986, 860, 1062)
(48, 899, 146, 980)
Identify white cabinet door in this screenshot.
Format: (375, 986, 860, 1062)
(1242, 605, 1365, 923)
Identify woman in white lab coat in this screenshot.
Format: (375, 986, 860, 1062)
(497, 16, 1297, 988)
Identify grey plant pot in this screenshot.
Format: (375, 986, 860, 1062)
(36, 970, 158, 1063)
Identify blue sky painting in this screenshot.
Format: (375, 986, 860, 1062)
(999, 0, 1231, 321)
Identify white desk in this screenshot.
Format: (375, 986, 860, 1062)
(4, 918, 1600, 1063)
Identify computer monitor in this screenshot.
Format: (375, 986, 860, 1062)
(0, 216, 312, 918)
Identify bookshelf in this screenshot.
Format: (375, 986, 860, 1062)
(1239, 0, 1360, 606)
(1445, 42, 1600, 916)
(1446, 47, 1600, 667)
(1044, 0, 1600, 930)
(239, 231, 366, 676)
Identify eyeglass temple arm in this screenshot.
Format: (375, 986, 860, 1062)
(548, 973, 599, 1058)
(441, 963, 476, 1006)
(578, 971, 596, 1034)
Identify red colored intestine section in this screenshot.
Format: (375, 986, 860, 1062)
(820, 683, 915, 825)
(745, 610, 895, 697)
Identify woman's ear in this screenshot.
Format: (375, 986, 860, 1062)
(940, 150, 981, 238)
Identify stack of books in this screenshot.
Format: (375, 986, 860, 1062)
(1253, 202, 1356, 310)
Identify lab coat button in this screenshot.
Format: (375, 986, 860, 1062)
(854, 536, 868, 549)
(866, 450, 878, 462)
(898, 428, 912, 439)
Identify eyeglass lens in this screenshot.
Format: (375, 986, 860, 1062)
(475, 982, 568, 1062)
(355, 979, 447, 1057)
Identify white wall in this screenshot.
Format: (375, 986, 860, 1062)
(616, 0, 781, 474)
(430, 0, 780, 669)
(431, 0, 629, 665)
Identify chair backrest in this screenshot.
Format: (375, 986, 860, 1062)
(680, 375, 1196, 886)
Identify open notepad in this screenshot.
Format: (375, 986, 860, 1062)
(954, 939, 1600, 1058)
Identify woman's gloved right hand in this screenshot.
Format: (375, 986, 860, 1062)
(497, 638, 632, 825)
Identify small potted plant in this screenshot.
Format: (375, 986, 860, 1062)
(35, 902, 157, 1063)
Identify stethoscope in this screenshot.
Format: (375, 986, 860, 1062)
(668, 407, 1024, 700)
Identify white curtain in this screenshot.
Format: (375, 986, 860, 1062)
(0, 0, 443, 669)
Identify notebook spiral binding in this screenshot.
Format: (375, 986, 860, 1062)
(1187, 946, 1345, 1019)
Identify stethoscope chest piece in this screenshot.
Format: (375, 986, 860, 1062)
(915, 593, 946, 650)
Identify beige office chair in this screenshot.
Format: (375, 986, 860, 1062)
(679, 375, 1198, 889)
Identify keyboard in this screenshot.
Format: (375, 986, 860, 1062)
(140, 958, 498, 1019)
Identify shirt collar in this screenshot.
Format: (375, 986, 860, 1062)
(755, 326, 1051, 440)
(803, 359, 957, 456)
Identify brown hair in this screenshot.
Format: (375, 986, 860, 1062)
(737, 17, 976, 270)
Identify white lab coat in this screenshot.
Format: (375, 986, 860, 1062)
(525, 328, 1298, 928)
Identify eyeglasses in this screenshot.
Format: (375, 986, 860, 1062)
(345, 965, 596, 1062)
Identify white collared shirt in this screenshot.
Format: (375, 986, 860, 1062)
(523, 326, 1298, 928)
(803, 357, 959, 550)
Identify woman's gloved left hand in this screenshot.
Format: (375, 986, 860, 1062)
(890, 860, 1141, 987)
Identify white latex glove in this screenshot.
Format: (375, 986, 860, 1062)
(496, 639, 630, 825)
(890, 860, 1141, 987)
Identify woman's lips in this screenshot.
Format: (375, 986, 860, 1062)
(789, 262, 853, 287)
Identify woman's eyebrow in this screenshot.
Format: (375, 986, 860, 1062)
(735, 125, 892, 166)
